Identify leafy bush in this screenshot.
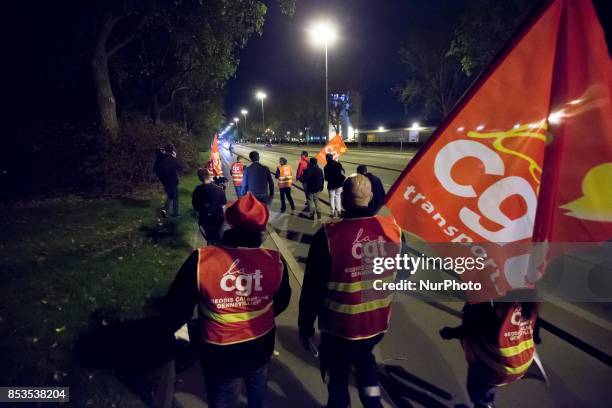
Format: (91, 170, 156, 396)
(5, 117, 199, 199)
(92, 117, 199, 193)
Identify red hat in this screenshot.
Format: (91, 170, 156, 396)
(225, 192, 269, 231)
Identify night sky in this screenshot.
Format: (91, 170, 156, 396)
(224, 0, 467, 130)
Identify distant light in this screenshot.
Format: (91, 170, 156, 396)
(514, 123, 521, 129)
(548, 110, 565, 124)
(411, 122, 420, 129)
(309, 20, 337, 46)
(256, 91, 267, 100)
(233, 117, 239, 123)
(457, 126, 465, 132)
(241, 109, 248, 115)
(476, 124, 485, 131)
(299, 132, 303, 136)
(286, 131, 291, 135)
(378, 126, 385, 131)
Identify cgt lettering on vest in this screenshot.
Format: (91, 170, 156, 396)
(351, 228, 389, 260)
(220, 259, 263, 297)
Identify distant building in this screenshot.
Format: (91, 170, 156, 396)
(329, 91, 362, 141)
(355, 125, 435, 145)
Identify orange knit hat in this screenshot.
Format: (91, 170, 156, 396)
(225, 192, 269, 231)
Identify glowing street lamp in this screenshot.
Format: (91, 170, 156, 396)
(309, 20, 337, 142)
(255, 91, 267, 135)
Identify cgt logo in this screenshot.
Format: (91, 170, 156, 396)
(220, 259, 263, 297)
(351, 228, 388, 259)
(433, 138, 538, 243)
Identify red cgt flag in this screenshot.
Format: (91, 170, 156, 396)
(317, 133, 349, 164)
(385, 0, 612, 300)
(208, 133, 223, 177)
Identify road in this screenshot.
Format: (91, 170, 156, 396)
(227, 142, 612, 407)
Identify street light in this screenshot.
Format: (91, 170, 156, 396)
(309, 20, 337, 142)
(240, 109, 248, 140)
(256, 91, 267, 138)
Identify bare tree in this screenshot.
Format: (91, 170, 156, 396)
(92, 3, 141, 139)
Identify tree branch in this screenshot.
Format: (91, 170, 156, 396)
(108, 31, 138, 57)
(159, 86, 189, 113)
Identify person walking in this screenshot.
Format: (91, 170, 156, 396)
(275, 157, 295, 213)
(356, 165, 386, 214)
(163, 192, 291, 408)
(323, 153, 346, 218)
(230, 157, 245, 198)
(296, 151, 310, 209)
(153, 143, 181, 217)
(301, 157, 324, 220)
(298, 174, 401, 408)
(440, 297, 538, 408)
(241, 151, 274, 204)
(192, 168, 227, 245)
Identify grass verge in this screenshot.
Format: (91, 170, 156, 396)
(0, 166, 205, 406)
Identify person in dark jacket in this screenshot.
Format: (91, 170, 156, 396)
(440, 298, 539, 408)
(192, 168, 227, 245)
(241, 151, 274, 204)
(357, 165, 386, 214)
(324, 153, 346, 218)
(298, 175, 402, 408)
(163, 193, 291, 408)
(153, 143, 181, 217)
(302, 157, 324, 220)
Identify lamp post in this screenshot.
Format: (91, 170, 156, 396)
(256, 91, 267, 140)
(240, 109, 248, 141)
(309, 20, 337, 142)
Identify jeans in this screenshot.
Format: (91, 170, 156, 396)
(466, 366, 496, 408)
(162, 182, 179, 216)
(205, 363, 268, 408)
(321, 332, 384, 408)
(279, 187, 295, 211)
(307, 192, 320, 218)
(328, 187, 343, 216)
(234, 185, 242, 199)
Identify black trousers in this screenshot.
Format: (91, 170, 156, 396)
(279, 187, 295, 211)
(321, 332, 384, 408)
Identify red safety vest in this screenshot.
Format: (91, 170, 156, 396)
(319, 215, 401, 340)
(462, 303, 537, 385)
(197, 246, 283, 345)
(277, 164, 293, 188)
(230, 162, 244, 187)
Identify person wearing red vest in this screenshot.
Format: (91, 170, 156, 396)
(230, 158, 245, 198)
(440, 295, 538, 408)
(296, 150, 310, 209)
(299, 174, 401, 408)
(163, 192, 291, 408)
(275, 157, 295, 213)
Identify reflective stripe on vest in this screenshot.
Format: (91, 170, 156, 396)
(326, 275, 395, 293)
(464, 304, 536, 385)
(197, 246, 282, 345)
(278, 165, 293, 188)
(319, 215, 401, 340)
(230, 162, 244, 187)
(322, 296, 393, 314)
(199, 301, 273, 324)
